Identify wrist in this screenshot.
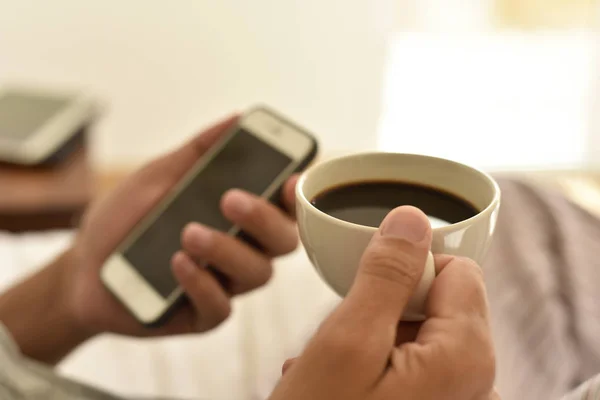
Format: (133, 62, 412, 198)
(0, 248, 96, 364)
(55, 248, 99, 343)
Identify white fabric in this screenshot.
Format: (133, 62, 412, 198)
(0, 230, 339, 400)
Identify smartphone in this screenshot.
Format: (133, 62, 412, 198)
(0, 85, 98, 165)
(100, 106, 318, 326)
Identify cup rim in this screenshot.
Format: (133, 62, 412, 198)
(296, 152, 501, 233)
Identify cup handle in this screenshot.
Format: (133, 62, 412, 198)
(401, 251, 435, 321)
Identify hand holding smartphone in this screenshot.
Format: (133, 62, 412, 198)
(100, 106, 318, 326)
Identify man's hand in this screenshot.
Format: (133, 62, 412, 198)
(67, 115, 300, 338)
(0, 114, 301, 364)
(270, 206, 498, 400)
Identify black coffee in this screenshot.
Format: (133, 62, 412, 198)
(311, 181, 479, 228)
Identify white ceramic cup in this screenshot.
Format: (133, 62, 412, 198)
(296, 152, 501, 321)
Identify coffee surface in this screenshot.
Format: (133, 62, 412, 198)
(311, 181, 478, 228)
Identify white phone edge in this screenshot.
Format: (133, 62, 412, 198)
(0, 85, 98, 165)
(100, 106, 317, 325)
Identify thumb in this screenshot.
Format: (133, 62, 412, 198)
(343, 206, 432, 329)
(177, 114, 239, 160)
(151, 114, 239, 179)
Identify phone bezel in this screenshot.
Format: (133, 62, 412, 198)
(0, 86, 97, 165)
(100, 106, 317, 325)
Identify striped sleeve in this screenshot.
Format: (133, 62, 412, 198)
(0, 323, 121, 400)
(0, 323, 184, 400)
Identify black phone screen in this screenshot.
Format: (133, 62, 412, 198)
(123, 128, 293, 298)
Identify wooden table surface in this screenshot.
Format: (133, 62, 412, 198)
(95, 155, 600, 219)
(3, 144, 600, 232)
(0, 146, 92, 231)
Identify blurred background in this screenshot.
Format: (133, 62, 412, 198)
(2, 0, 598, 171)
(1, 1, 600, 399)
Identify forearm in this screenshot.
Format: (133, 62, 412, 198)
(0, 250, 93, 364)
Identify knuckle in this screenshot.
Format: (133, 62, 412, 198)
(213, 301, 232, 325)
(200, 300, 232, 330)
(208, 231, 227, 257)
(278, 225, 300, 254)
(455, 317, 496, 385)
(251, 260, 274, 287)
(210, 231, 243, 265)
(474, 324, 496, 380)
(453, 257, 489, 313)
(361, 246, 423, 288)
(312, 309, 385, 365)
(233, 259, 273, 294)
(246, 197, 268, 225)
(315, 328, 367, 363)
(468, 343, 496, 393)
(456, 256, 484, 280)
(244, 201, 299, 255)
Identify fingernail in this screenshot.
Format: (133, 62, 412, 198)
(186, 223, 212, 251)
(224, 189, 254, 216)
(380, 206, 429, 243)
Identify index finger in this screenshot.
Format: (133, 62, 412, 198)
(425, 255, 489, 321)
(281, 174, 299, 218)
